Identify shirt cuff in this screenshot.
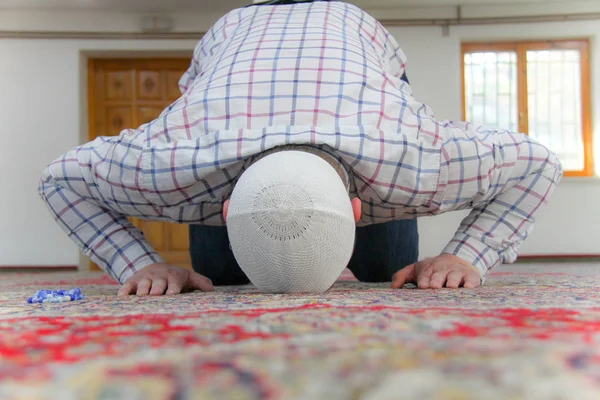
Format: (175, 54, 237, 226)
(114, 252, 165, 285)
(441, 232, 502, 284)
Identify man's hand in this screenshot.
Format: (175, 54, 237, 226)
(118, 263, 215, 296)
(391, 254, 481, 289)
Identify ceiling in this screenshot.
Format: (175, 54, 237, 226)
(0, 0, 562, 13)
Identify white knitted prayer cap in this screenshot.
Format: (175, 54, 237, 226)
(226, 150, 356, 293)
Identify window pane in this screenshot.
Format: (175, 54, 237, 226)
(464, 51, 518, 131)
(527, 49, 583, 171)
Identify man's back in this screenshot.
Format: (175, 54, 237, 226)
(164, 1, 414, 140)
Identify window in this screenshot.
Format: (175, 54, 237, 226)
(461, 40, 593, 177)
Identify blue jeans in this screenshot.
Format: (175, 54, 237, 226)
(189, 219, 419, 285)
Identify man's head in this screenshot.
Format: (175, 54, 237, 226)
(224, 150, 361, 293)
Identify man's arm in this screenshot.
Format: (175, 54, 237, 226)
(438, 121, 563, 282)
(38, 134, 164, 284)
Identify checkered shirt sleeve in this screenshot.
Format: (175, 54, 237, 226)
(437, 121, 563, 281)
(38, 135, 165, 284)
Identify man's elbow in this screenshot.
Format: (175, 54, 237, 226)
(532, 141, 563, 186)
(38, 162, 57, 202)
(545, 146, 564, 185)
(38, 153, 73, 201)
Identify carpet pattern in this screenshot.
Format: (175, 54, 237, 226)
(0, 270, 599, 399)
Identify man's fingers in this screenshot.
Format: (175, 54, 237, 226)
(428, 270, 450, 289)
(118, 281, 136, 296)
(149, 279, 168, 296)
(136, 278, 152, 296)
(391, 264, 416, 289)
(463, 273, 481, 289)
(445, 271, 464, 289)
(188, 272, 215, 292)
(166, 274, 183, 295)
(416, 264, 434, 289)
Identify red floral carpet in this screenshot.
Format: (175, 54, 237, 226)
(0, 269, 599, 399)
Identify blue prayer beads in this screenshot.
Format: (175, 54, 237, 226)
(27, 288, 85, 304)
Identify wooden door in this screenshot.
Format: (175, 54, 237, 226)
(88, 58, 193, 270)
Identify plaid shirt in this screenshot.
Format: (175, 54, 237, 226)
(39, 1, 562, 284)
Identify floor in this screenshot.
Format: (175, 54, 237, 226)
(0, 262, 598, 399)
(496, 261, 600, 275)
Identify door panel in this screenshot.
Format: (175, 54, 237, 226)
(170, 224, 190, 251)
(106, 107, 133, 133)
(105, 71, 132, 100)
(137, 71, 162, 99)
(88, 58, 193, 271)
(138, 106, 164, 125)
(166, 71, 184, 99)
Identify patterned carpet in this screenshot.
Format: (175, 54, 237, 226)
(0, 269, 599, 399)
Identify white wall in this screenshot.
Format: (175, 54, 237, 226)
(0, 9, 224, 32)
(1, 12, 598, 266)
(391, 21, 600, 258)
(0, 39, 197, 266)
